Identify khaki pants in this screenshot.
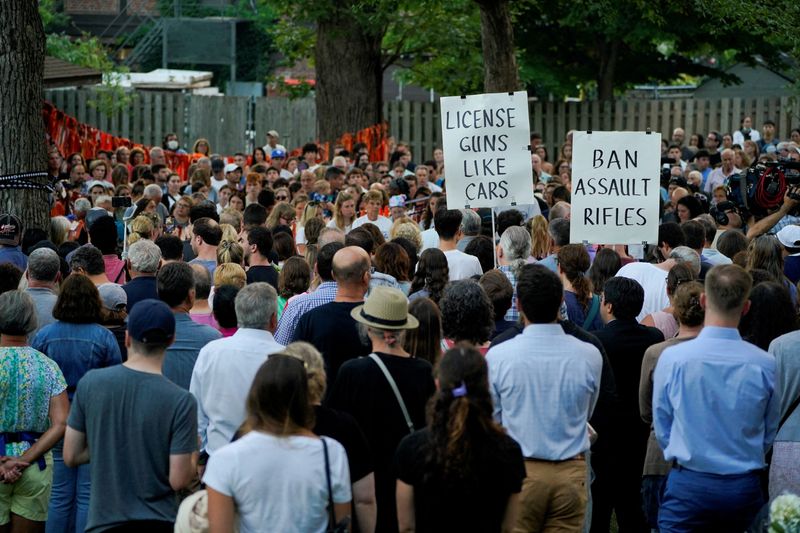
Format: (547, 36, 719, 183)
(515, 458, 588, 533)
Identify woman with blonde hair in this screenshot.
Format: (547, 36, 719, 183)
(328, 192, 356, 233)
(528, 214, 550, 260)
(89, 159, 110, 182)
(50, 216, 71, 247)
(126, 215, 154, 246)
(218, 224, 240, 245)
(217, 239, 245, 267)
(296, 201, 324, 254)
(266, 202, 295, 231)
(390, 218, 422, 252)
(213, 263, 247, 289)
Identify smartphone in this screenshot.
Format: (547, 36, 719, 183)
(112, 196, 132, 208)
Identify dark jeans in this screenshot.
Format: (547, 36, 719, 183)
(658, 466, 763, 533)
(641, 474, 666, 529)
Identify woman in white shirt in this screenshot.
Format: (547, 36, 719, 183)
(295, 201, 324, 254)
(327, 192, 356, 234)
(204, 354, 352, 533)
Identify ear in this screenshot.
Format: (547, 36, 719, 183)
(124, 330, 132, 349)
(700, 292, 708, 310)
(741, 299, 751, 317)
(269, 312, 277, 332)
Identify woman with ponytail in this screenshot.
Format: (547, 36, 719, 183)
(557, 244, 603, 331)
(395, 346, 524, 533)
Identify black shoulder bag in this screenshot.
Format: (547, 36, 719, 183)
(322, 438, 350, 533)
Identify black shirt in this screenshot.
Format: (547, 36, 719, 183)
(295, 301, 372, 390)
(246, 264, 279, 289)
(394, 428, 525, 533)
(313, 405, 373, 483)
(328, 352, 435, 533)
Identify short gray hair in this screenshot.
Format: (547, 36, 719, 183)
(143, 184, 163, 199)
(74, 198, 92, 214)
(670, 246, 701, 276)
(460, 209, 481, 236)
(0, 290, 37, 335)
(319, 227, 345, 248)
(28, 248, 60, 282)
(549, 201, 571, 222)
(548, 218, 571, 247)
(235, 282, 277, 329)
(499, 226, 532, 261)
(128, 239, 161, 273)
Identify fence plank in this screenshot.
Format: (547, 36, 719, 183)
(532, 102, 543, 137)
(779, 96, 790, 138)
(422, 102, 433, 159)
(719, 98, 730, 136)
(544, 101, 555, 157)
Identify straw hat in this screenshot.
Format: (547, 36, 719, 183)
(351, 286, 419, 330)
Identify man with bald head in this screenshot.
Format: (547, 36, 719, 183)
(704, 148, 739, 195)
(295, 246, 372, 389)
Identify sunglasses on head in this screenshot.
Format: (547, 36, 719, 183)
(276, 195, 289, 201)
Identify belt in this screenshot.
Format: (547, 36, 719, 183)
(0, 431, 46, 471)
(525, 453, 585, 463)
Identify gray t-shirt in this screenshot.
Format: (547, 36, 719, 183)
(68, 365, 198, 531)
(25, 287, 57, 334)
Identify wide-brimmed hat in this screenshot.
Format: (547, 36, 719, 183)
(351, 286, 419, 330)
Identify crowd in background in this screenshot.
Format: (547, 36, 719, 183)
(1, 120, 800, 533)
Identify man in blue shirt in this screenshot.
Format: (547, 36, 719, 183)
(157, 262, 221, 389)
(487, 264, 602, 531)
(653, 264, 778, 531)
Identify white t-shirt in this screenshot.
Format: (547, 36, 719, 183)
(616, 261, 670, 322)
(352, 214, 392, 239)
(326, 218, 352, 234)
(443, 249, 483, 281)
(295, 225, 306, 245)
(204, 432, 351, 533)
(210, 176, 227, 192)
(420, 228, 439, 252)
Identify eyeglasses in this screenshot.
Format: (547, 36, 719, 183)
(276, 195, 289, 201)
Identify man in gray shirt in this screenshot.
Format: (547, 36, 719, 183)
(25, 247, 60, 334)
(64, 299, 197, 532)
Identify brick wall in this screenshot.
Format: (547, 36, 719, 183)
(126, 0, 159, 15)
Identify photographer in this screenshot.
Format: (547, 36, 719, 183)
(746, 185, 800, 240)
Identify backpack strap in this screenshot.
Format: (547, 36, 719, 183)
(369, 353, 414, 433)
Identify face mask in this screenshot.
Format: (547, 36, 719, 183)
(167, 140, 179, 151)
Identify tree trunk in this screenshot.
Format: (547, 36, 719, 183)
(476, 0, 520, 93)
(596, 40, 620, 102)
(315, 6, 384, 147)
(0, 1, 49, 232)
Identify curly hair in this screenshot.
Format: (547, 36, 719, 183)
(410, 248, 449, 305)
(424, 346, 507, 485)
(278, 256, 311, 299)
(439, 280, 494, 345)
(374, 242, 410, 282)
(672, 281, 704, 327)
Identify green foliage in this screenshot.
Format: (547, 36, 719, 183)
(40, 1, 133, 115)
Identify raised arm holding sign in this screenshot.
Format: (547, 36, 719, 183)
(440, 91, 535, 209)
(570, 131, 662, 245)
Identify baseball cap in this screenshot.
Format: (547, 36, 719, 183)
(127, 299, 176, 344)
(777, 225, 800, 250)
(267, 130, 279, 138)
(224, 163, 241, 174)
(0, 214, 22, 246)
(270, 148, 286, 159)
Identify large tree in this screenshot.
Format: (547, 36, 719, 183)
(266, 0, 486, 143)
(514, 0, 796, 100)
(0, 1, 50, 232)
(475, 0, 519, 93)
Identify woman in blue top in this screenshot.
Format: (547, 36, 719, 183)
(558, 244, 604, 331)
(32, 274, 121, 533)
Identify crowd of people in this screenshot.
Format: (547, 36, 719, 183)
(1, 120, 800, 533)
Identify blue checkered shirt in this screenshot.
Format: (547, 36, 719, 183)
(769, 214, 800, 235)
(498, 265, 519, 323)
(274, 281, 338, 345)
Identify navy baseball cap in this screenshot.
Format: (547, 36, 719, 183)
(271, 148, 286, 159)
(127, 299, 175, 344)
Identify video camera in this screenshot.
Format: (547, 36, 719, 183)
(725, 159, 800, 216)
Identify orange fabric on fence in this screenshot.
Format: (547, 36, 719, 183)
(43, 101, 390, 178)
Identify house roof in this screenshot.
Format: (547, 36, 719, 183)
(44, 56, 102, 88)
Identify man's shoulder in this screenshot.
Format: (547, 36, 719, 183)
(770, 330, 800, 355)
(179, 319, 222, 340)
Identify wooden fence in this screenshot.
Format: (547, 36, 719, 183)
(44, 88, 799, 161)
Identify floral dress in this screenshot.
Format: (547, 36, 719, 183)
(0, 346, 66, 457)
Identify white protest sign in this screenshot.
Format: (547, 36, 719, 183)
(570, 131, 661, 245)
(440, 91, 535, 209)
